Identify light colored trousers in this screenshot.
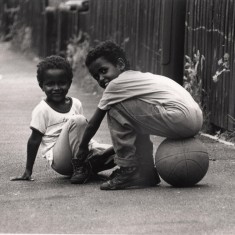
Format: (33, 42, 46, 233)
(107, 99, 203, 169)
(51, 115, 112, 176)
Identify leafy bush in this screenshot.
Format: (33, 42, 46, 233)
(183, 50, 211, 132)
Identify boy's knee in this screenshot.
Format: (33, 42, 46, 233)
(68, 115, 87, 127)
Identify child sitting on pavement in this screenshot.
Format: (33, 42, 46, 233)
(70, 41, 203, 190)
(11, 55, 115, 183)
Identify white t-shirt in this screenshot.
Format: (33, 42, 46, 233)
(98, 71, 203, 135)
(98, 70, 201, 116)
(30, 97, 83, 161)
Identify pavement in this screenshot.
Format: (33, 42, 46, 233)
(0, 41, 235, 234)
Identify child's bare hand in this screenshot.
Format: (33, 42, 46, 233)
(10, 169, 34, 181)
(77, 148, 89, 160)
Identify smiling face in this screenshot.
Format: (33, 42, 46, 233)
(88, 57, 125, 89)
(42, 69, 71, 104)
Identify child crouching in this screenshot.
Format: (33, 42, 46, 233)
(70, 41, 203, 190)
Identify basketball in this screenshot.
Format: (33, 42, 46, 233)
(155, 137, 209, 187)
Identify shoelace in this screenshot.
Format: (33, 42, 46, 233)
(74, 161, 93, 176)
(72, 151, 93, 172)
(72, 164, 82, 174)
(108, 168, 121, 179)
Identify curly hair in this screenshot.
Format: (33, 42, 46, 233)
(85, 41, 130, 70)
(37, 55, 73, 87)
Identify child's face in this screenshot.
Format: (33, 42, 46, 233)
(42, 69, 71, 104)
(88, 57, 125, 89)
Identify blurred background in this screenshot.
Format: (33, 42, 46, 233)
(0, 0, 234, 138)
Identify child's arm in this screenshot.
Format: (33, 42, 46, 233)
(79, 108, 107, 154)
(10, 129, 43, 181)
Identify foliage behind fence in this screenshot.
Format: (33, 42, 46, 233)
(184, 0, 235, 131)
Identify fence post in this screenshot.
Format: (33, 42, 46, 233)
(45, 6, 58, 56)
(161, 0, 186, 84)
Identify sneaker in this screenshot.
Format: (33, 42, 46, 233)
(70, 159, 92, 184)
(141, 167, 161, 187)
(107, 168, 121, 180)
(105, 167, 161, 188)
(100, 167, 147, 190)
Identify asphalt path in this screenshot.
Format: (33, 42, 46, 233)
(0, 42, 235, 234)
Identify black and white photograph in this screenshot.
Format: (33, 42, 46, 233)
(0, 0, 234, 234)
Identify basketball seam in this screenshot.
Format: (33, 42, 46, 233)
(156, 151, 208, 161)
(167, 159, 206, 186)
(186, 159, 209, 173)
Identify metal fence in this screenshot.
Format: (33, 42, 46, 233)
(83, 0, 186, 85)
(86, 0, 164, 75)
